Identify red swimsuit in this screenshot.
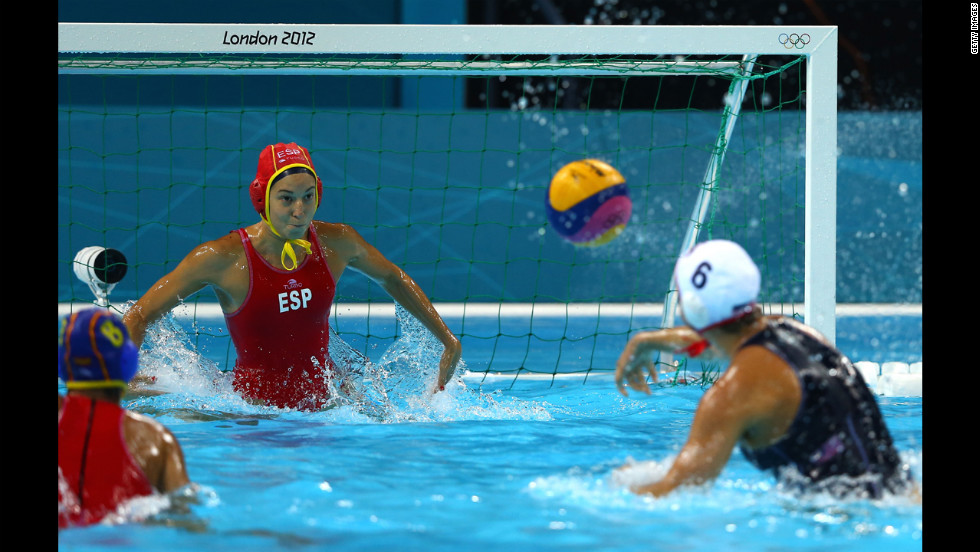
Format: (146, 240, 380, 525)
(58, 396, 155, 528)
(224, 225, 338, 411)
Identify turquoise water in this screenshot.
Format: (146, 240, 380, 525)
(57, 311, 923, 551)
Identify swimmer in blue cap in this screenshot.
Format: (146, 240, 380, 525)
(58, 308, 192, 528)
(613, 240, 919, 501)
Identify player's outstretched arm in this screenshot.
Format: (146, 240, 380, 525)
(336, 225, 462, 393)
(615, 326, 714, 396)
(123, 237, 239, 349)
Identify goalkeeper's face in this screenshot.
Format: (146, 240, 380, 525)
(267, 172, 318, 239)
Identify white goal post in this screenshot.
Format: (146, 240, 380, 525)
(58, 22, 838, 344)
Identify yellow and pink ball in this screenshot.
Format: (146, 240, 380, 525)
(546, 159, 632, 247)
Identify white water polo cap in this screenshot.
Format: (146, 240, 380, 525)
(673, 240, 761, 332)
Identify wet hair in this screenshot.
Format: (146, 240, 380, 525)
(270, 166, 317, 188)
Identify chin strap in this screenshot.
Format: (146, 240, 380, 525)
(674, 338, 709, 358)
(279, 239, 313, 271)
(264, 218, 313, 271)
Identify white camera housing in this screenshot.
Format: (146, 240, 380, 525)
(73, 246, 128, 307)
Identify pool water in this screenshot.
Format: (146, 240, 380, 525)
(57, 310, 923, 551)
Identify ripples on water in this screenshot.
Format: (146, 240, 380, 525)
(59, 304, 921, 551)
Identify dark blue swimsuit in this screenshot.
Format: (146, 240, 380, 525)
(737, 318, 912, 498)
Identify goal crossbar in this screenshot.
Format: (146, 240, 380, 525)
(59, 23, 834, 56)
(57, 59, 751, 77)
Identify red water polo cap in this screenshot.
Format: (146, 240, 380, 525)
(249, 143, 323, 219)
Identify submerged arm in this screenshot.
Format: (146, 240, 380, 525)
(629, 387, 743, 496)
(627, 349, 793, 497)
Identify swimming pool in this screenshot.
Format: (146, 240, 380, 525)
(57, 309, 922, 551)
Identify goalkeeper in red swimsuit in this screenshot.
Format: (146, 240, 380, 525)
(123, 142, 462, 411)
(59, 308, 192, 528)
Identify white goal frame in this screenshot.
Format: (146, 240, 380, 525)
(58, 23, 839, 344)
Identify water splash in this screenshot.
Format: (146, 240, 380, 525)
(125, 301, 230, 398)
(125, 301, 552, 422)
(527, 452, 921, 549)
(531, 448, 922, 518)
(61, 461, 218, 531)
(608, 455, 674, 493)
(98, 483, 219, 532)
(319, 333, 392, 419)
(352, 304, 552, 423)
(58, 466, 81, 523)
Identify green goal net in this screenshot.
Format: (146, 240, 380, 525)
(58, 24, 838, 380)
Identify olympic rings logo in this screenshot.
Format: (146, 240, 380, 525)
(778, 33, 811, 49)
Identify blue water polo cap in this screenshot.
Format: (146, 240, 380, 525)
(58, 308, 139, 389)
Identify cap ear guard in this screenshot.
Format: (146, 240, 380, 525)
(249, 177, 266, 213)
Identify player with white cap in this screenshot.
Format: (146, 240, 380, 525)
(613, 240, 917, 500)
